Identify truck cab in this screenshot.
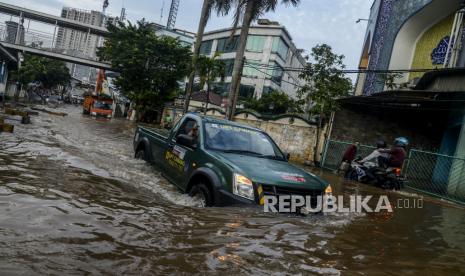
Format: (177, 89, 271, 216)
(134, 113, 330, 208)
(83, 95, 113, 118)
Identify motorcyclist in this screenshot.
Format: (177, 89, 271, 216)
(379, 137, 409, 168)
(360, 140, 389, 166)
(356, 141, 389, 182)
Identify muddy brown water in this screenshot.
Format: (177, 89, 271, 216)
(1, 106, 465, 275)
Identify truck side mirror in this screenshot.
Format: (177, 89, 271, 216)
(176, 134, 197, 148)
(285, 152, 291, 161)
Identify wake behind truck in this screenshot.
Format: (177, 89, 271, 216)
(133, 113, 331, 208)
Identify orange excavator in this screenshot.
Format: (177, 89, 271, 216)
(83, 69, 113, 118)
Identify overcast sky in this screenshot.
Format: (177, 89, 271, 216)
(5, 0, 373, 78)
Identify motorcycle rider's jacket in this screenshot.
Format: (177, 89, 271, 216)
(361, 149, 389, 166)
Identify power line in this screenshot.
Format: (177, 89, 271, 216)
(243, 63, 304, 89)
(243, 60, 443, 75)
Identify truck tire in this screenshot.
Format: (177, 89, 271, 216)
(189, 183, 213, 207)
(135, 149, 148, 162)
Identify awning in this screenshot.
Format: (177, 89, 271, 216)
(0, 43, 16, 63)
(339, 90, 465, 112)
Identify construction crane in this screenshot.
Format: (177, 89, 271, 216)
(167, 0, 180, 29)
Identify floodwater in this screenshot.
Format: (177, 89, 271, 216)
(1, 106, 465, 275)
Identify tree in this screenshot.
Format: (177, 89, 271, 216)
(382, 72, 403, 90)
(9, 54, 71, 102)
(98, 20, 191, 122)
(225, 0, 301, 120)
(184, 0, 235, 113)
(195, 52, 226, 114)
(244, 90, 302, 115)
(297, 44, 352, 164)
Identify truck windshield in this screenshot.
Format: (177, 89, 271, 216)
(205, 123, 284, 160)
(94, 101, 112, 110)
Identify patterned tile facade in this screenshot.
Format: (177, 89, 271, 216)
(363, 0, 433, 95)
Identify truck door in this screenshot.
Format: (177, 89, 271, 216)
(163, 117, 200, 190)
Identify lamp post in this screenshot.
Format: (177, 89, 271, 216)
(356, 18, 371, 24)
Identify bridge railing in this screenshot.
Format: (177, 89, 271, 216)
(0, 14, 105, 63)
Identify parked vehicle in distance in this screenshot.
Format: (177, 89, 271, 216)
(83, 95, 113, 118)
(133, 113, 331, 207)
(46, 95, 64, 108)
(71, 94, 84, 105)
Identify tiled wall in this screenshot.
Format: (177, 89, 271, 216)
(363, 0, 433, 95)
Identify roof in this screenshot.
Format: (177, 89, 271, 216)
(203, 24, 293, 43)
(0, 43, 16, 62)
(415, 68, 465, 90)
(339, 90, 465, 112)
(191, 91, 223, 106)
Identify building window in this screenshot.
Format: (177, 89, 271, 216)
(220, 59, 235, 76)
(272, 37, 289, 60)
(239, 85, 255, 99)
(212, 82, 231, 96)
(199, 40, 213, 55)
(243, 60, 261, 77)
(267, 62, 284, 86)
(262, 86, 273, 95)
(216, 36, 239, 53)
(246, 35, 265, 52)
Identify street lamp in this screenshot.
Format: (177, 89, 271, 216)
(356, 18, 371, 24)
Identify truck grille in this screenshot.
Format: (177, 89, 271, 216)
(259, 184, 324, 210)
(261, 184, 322, 197)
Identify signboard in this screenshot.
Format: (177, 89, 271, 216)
(431, 36, 452, 65)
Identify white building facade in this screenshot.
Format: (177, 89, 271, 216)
(200, 20, 306, 100)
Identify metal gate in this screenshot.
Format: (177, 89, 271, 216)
(321, 140, 465, 204)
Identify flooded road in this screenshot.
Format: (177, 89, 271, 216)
(1, 106, 465, 275)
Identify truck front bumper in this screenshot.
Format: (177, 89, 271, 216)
(215, 189, 256, 207)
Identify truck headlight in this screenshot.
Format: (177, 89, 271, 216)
(233, 173, 254, 200)
(324, 184, 332, 195)
(91, 112, 97, 116)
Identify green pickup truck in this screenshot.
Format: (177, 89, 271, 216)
(133, 113, 331, 207)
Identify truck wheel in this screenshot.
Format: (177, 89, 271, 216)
(135, 149, 148, 161)
(189, 183, 213, 207)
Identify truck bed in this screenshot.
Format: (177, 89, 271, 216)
(138, 126, 170, 140)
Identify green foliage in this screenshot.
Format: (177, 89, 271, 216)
(97, 20, 192, 117)
(298, 44, 352, 116)
(9, 54, 70, 89)
(196, 52, 225, 90)
(381, 72, 403, 90)
(244, 90, 302, 115)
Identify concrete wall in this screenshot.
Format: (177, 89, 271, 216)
(331, 107, 446, 152)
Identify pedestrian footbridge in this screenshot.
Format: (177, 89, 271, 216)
(0, 1, 112, 70)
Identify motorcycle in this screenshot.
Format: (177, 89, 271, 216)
(346, 159, 404, 190)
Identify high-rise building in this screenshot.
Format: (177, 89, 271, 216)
(55, 8, 105, 58)
(55, 7, 117, 82)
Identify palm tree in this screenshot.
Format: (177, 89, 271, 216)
(196, 52, 226, 114)
(183, 0, 234, 113)
(225, 0, 301, 120)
